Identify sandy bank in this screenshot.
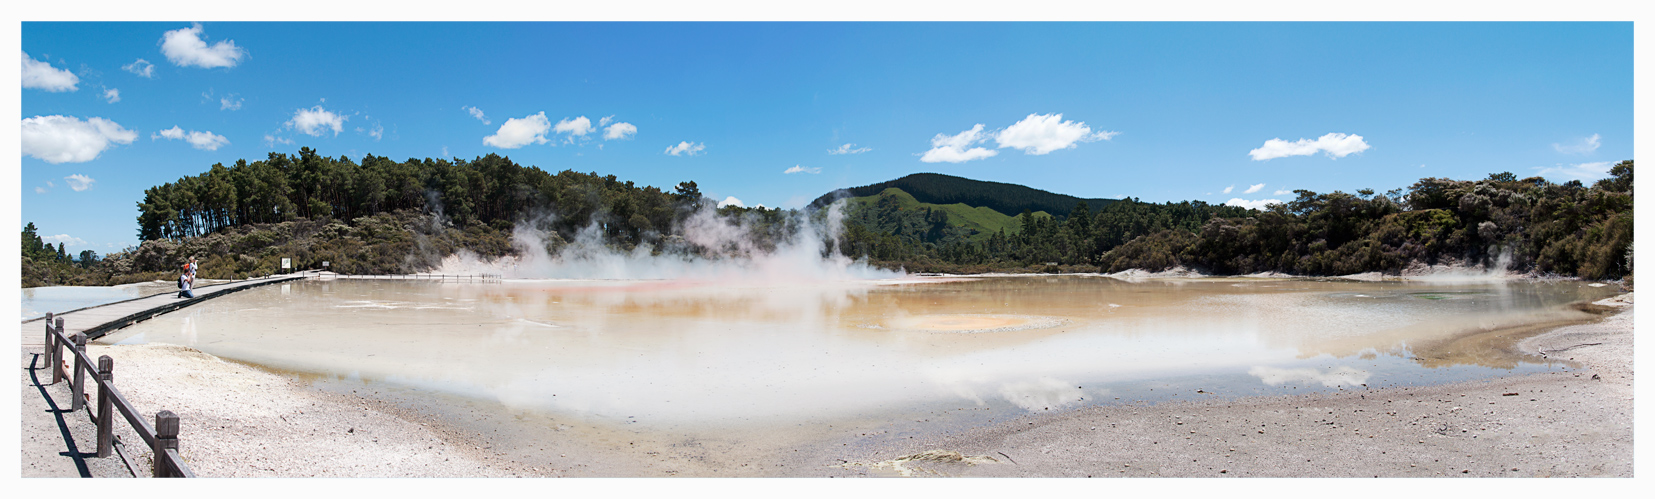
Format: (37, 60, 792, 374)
(838, 294, 1633, 477)
(82, 343, 521, 477)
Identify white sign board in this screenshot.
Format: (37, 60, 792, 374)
(281, 258, 291, 269)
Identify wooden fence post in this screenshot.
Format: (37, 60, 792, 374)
(70, 333, 87, 411)
(154, 411, 179, 477)
(43, 312, 55, 382)
(96, 355, 114, 458)
(51, 317, 65, 384)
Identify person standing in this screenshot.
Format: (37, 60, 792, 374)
(178, 264, 195, 299)
(188, 256, 198, 279)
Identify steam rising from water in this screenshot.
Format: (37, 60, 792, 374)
(437, 201, 901, 281)
(1403, 246, 1518, 283)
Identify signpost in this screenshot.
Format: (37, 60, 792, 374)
(281, 258, 291, 273)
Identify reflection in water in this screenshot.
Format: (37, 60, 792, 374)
(98, 276, 1616, 429)
(1248, 365, 1371, 387)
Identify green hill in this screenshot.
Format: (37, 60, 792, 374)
(843, 187, 1047, 240)
(810, 172, 1116, 218)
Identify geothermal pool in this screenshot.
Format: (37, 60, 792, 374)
(94, 275, 1616, 434)
(22, 281, 182, 320)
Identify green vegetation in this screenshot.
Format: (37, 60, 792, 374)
(833, 162, 1632, 280)
(841, 187, 1047, 242)
(1096, 165, 1633, 279)
(832, 189, 1251, 272)
(21, 222, 106, 287)
(20, 150, 1633, 287)
(133, 147, 707, 246)
(811, 172, 1115, 218)
(24, 148, 804, 287)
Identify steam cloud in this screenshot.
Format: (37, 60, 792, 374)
(437, 200, 903, 282)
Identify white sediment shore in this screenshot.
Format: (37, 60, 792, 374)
(83, 343, 518, 477)
(841, 293, 1634, 478)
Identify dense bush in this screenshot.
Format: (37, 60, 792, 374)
(836, 161, 1632, 280)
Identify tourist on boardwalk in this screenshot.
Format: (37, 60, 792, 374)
(178, 264, 195, 299)
(188, 256, 198, 278)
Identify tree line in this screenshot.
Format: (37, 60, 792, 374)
(135, 147, 717, 249)
(21, 151, 1633, 287)
(835, 161, 1633, 280)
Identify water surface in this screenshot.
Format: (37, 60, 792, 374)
(98, 276, 1614, 431)
(22, 281, 180, 319)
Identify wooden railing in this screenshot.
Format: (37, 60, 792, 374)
(43, 312, 195, 478)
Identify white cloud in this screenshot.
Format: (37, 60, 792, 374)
(1222, 185, 1234, 194)
(34, 187, 48, 194)
(464, 106, 490, 124)
(664, 141, 706, 156)
(22, 51, 79, 92)
(920, 124, 998, 163)
(598, 115, 614, 127)
(21, 115, 138, 164)
(717, 196, 745, 208)
(829, 143, 871, 155)
(187, 131, 230, 150)
(1534, 161, 1614, 182)
(153, 126, 230, 151)
(368, 123, 384, 141)
(64, 174, 95, 191)
(155, 126, 185, 140)
(553, 116, 594, 137)
(220, 95, 242, 110)
(603, 122, 637, 140)
(994, 113, 1116, 155)
(1244, 183, 1265, 194)
(996, 376, 1087, 412)
(483, 112, 551, 149)
(783, 165, 821, 174)
(263, 134, 294, 147)
(160, 23, 245, 68)
(287, 105, 346, 137)
(103, 88, 120, 103)
(122, 58, 155, 78)
(1553, 133, 1601, 155)
(1273, 189, 1292, 195)
(1248, 133, 1370, 161)
(1248, 365, 1370, 388)
(1224, 198, 1283, 210)
(40, 234, 88, 247)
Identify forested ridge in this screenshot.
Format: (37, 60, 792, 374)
(19, 149, 1633, 287)
(838, 163, 1632, 279)
(810, 172, 1117, 218)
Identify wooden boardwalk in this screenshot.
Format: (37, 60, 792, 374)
(19, 272, 310, 477)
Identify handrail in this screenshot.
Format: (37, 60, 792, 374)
(45, 314, 194, 478)
(163, 449, 194, 478)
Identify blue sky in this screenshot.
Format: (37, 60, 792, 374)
(20, 22, 1632, 253)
